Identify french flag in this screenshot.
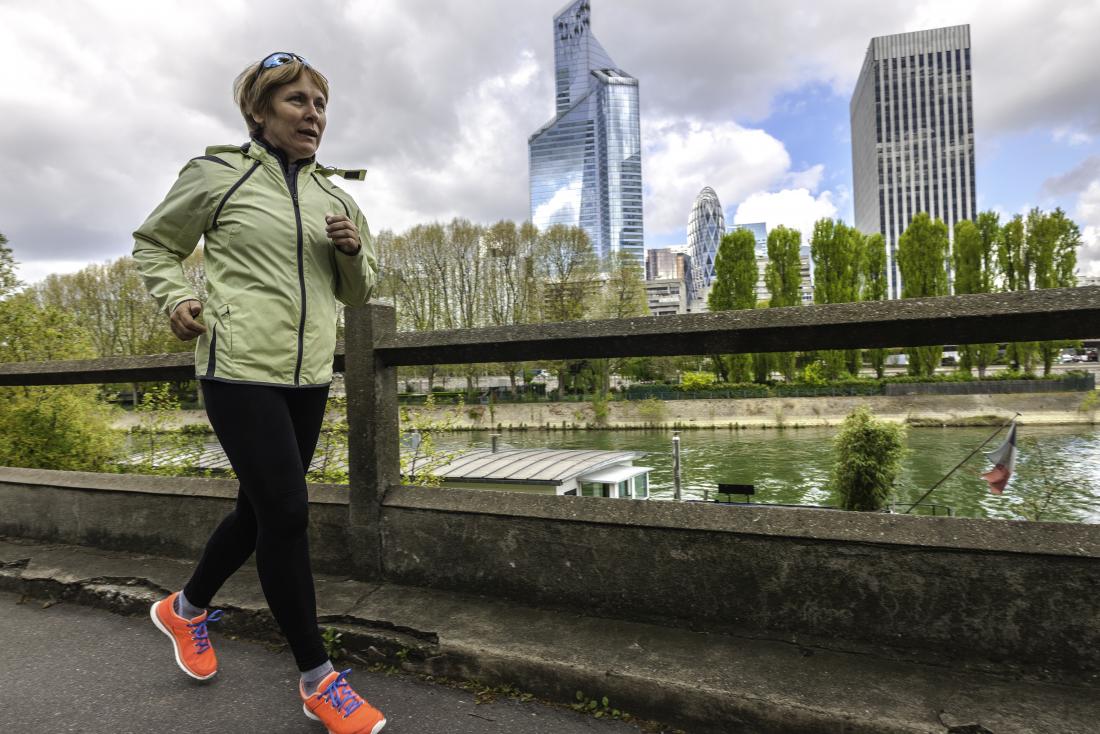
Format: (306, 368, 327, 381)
(981, 421, 1018, 495)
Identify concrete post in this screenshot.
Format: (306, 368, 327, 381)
(344, 303, 399, 580)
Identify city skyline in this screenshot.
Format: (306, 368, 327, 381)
(2, 0, 1099, 286)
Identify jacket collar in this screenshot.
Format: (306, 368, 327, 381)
(246, 136, 317, 176)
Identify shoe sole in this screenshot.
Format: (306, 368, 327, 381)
(149, 599, 216, 681)
(302, 704, 386, 733)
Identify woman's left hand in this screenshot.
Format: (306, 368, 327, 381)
(325, 213, 361, 255)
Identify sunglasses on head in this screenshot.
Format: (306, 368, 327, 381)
(261, 52, 309, 69)
(255, 52, 310, 78)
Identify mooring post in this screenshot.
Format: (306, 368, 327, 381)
(344, 302, 399, 580)
(672, 431, 682, 501)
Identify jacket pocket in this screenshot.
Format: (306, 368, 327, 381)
(219, 303, 232, 353)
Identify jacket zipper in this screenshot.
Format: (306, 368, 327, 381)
(285, 163, 307, 386)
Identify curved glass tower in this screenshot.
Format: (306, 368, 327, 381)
(529, 0, 643, 263)
(687, 186, 725, 301)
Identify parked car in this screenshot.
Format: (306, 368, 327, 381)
(1060, 353, 1081, 364)
(1087, 350, 1099, 363)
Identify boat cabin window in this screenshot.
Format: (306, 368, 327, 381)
(580, 482, 611, 498)
(633, 473, 648, 498)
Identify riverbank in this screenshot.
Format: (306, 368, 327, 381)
(111, 391, 1099, 431)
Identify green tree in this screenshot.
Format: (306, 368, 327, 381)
(861, 233, 889, 378)
(896, 212, 949, 376)
(1028, 208, 1081, 374)
(0, 232, 21, 298)
(764, 225, 802, 381)
(952, 212, 1002, 377)
(708, 229, 757, 383)
(830, 407, 906, 512)
(997, 214, 1038, 373)
(811, 219, 864, 378)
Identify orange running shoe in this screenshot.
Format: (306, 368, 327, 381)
(301, 668, 386, 734)
(150, 592, 223, 680)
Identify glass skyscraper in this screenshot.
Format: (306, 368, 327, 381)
(687, 186, 725, 303)
(850, 25, 975, 299)
(529, 0, 643, 263)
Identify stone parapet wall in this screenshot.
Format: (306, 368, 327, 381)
(3, 467, 1098, 683)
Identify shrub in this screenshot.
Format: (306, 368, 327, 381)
(801, 360, 828, 386)
(0, 294, 120, 471)
(680, 371, 716, 389)
(830, 407, 906, 512)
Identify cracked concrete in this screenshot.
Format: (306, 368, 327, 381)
(2, 536, 1097, 734)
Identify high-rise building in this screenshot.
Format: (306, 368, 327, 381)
(529, 0, 643, 263)
(850, 25, 975, 299)
(645, 246, 689, 281)
(687, 187, 725, 305)
(645, 246, 692, 316)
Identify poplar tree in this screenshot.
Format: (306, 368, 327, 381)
(998, 214, 1038, 373)
(708, 228, 757, 383)
(952, 219, 997, 377)
(1028, 208, 1081, 373)
(811, 219, 864, 378)
(764, 225, 802, 381)
(860, 232, 889, 378)
(896, 212, 949, 376)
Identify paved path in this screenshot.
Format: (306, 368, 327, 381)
(0, 591, 645, 734)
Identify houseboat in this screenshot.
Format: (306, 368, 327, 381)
(408, 448, 652, 499)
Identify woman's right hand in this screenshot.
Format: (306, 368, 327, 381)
(170, 299, 208, 341)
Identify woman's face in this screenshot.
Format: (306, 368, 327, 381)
(255, 75, 327, 160)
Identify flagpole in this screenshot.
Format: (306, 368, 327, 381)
(902, 412, 1021, 515)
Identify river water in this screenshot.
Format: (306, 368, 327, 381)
(430, 426, 1100, 523)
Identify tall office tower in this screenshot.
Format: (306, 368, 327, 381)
(687, 187, 725, 304)
(850, 25, 975, 299)
(529, 0, 643, 263)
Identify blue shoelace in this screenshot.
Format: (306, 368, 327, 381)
(319, 669, 363, 718)
(188, 609, 223, 654)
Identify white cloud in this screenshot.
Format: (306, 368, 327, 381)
(785, 164, 825, 192)
(1053, 128, 1093, 147)
(643, 119, 790, 238)
(1077, 181, 1100, 278)
(732, 189, 839, 243)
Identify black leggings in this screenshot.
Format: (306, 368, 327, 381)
(183, 379, 330, 671)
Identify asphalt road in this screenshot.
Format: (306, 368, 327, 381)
(0, 592, 649, 734)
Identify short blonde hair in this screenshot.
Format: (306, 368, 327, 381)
(233, 56, 329, 137)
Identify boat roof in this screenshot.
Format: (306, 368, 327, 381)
(415, 448, 642, 486)
(577, 464, 652, 484)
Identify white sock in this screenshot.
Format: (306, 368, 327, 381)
(175, 590, 204, 619)
(301, 660, 335, 696)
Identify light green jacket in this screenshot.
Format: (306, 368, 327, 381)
(133, 140, 376, 387)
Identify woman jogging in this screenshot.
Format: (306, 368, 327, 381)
(133, 52, 385, 734)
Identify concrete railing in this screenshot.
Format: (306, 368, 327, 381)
(2, 287, 1100, 679)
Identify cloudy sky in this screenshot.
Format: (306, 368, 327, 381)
(2, 0, 1099, 286)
